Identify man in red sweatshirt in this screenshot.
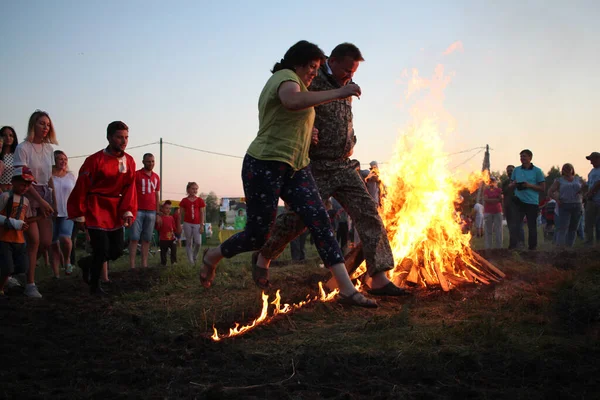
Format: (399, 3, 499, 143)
(67, 121, 137, 295)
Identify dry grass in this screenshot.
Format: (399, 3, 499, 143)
(1, 232, 599, 399)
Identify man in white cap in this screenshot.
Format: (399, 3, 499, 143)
(584, 151, 600, 245)
(365, 160, 382, 206)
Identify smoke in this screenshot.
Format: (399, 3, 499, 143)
(443, 41, 464, 56)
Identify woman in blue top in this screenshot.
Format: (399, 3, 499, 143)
(549, 163, 583, 247)
(201, 41, 376, 307)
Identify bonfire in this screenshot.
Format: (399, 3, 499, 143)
(343, 64, 504, 292)
(365, 65, 504, 291)
(375, 120, 504, 290)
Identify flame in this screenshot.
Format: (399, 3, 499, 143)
(464, 169, 490, 193)
(380, 64, 490, 290)
(211, 282, 342, 341)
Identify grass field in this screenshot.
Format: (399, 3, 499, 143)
(1, 227, 599, 399)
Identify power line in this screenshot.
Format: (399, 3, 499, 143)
(69, 141, 159, 159)
(360, 146, 488, 166)
(163, 141, 243, 159)
(450, 148, 485, 170)
(68, 139, 490, 170)
(162, 191, 187, 198)
(447, 146, 487, 156)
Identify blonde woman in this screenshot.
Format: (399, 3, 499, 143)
(50, 150, 76, 276)
(14, 110, 58, 298)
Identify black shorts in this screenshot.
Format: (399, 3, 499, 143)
(0, 241, 28, 276)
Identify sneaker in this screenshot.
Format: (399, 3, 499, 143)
(24, 283, 43, 298)
(90, 283, 109, 297)
(6, 276, 22, 288)
(65, 264, 74, 275)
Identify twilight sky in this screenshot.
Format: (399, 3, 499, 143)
(1, 0, 598, 199)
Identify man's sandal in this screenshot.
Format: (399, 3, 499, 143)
(200, 248, 217, 288)
(251, 251, 271, 289)
(337, 291, 378, 308)
(367, 282, 410, 296)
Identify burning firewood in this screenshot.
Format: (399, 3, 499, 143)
(324, 242, 504, 292)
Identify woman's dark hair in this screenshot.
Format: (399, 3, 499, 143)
(0, 126, 18, 160)
(561, 163, 575, 176)
(271, 40, 326, 73)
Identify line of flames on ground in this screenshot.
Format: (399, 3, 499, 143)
(210, 281, 359, 341)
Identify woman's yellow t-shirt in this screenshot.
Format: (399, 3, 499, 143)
(246, 69, 314, 171)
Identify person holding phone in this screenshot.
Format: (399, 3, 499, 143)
(508, 149, 545, 250)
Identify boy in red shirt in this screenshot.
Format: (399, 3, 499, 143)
(67, 121, 137, 295)
(156, 200, 177, 266)
(0, 166, 33, 296)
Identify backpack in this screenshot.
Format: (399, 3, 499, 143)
(2, 191, 24, 230)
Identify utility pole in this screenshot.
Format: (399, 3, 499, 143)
(476, 144, 490, 204)
(159, 137, 163, 202)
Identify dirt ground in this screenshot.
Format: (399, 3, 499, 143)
(1, 249, 599, 399)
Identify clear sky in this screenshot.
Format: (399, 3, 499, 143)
(1, 0, 598, 199)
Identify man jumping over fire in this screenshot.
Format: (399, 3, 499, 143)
(252, 43, 407, 296)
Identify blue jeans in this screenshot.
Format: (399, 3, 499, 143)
(556, 203, 582, 247)
(130, 210, 156, 242)
(52, 217, 74, 243)
(577, 215, 585, 239)
(484, 213, 503, 249)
